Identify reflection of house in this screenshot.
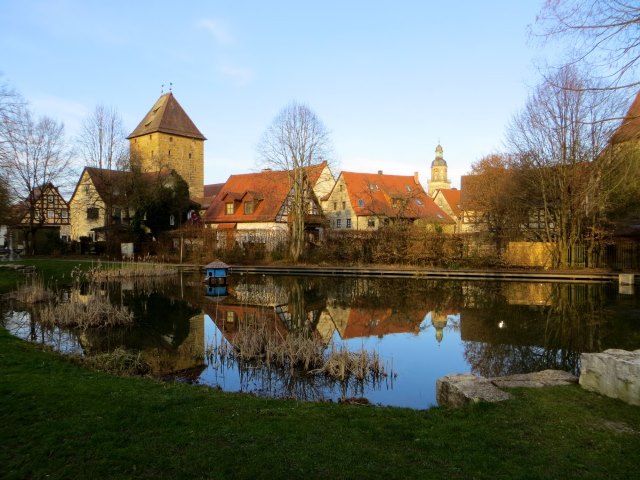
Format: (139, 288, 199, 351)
(323, 171, 453, 231)
(325, 305, 426, 339)
(203, 165, 325, 237)
(127, 92, 206, 198)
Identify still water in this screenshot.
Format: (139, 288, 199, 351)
(3, 273, 639, 409)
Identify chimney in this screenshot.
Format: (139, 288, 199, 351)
(414, 171, 419, 185)
(378, 170, 383, 175)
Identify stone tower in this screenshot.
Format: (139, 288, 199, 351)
(427, 144, 451, 196)
(127, 93, 206, 198)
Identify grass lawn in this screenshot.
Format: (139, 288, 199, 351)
(1, 331, 640, 479)
(1, 259, 639, 479)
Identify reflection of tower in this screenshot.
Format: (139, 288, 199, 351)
(430, 311, 448, 344)
(428, 144, 451, 196)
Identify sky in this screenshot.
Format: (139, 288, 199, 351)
(0, 0, 556, 190)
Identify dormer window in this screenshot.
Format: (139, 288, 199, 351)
(405, 185, 412, 192)
(358, 199, 364, 207)
(244, 201, 254, 214)
(225, 202, 234, 215)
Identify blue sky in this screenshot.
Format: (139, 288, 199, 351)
(0, 0, 553, 188)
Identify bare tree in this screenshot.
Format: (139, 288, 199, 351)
(534, 0, 640, 92)
(0, 105, 73, 253)
(464, 153, 527, 253)
(507, 66, 624, 267)
(77, 104, 129, 170)
(258, 102, 333, 261)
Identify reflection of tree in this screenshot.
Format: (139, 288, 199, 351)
(463, 283, 623, 377)
(465, 342, 580, 378)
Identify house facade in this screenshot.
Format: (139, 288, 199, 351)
(16, 183, 71, 242)
(68, 168, 136, 241)
(432, 188, 462, 232)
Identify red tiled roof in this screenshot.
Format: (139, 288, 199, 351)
(340, 171, 454, 223)
(612, 90, 640, 144)
(435, 188, 461, 217)
(204, 164, 325, 225)
(203, 183, 224, 198)
(127, 93, 206, 141)
(71, 167, 171, 204)
(204, 169, 293, 224)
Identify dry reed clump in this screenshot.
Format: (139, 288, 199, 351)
(319, 344, 386, 381)
(39, 292, 134, 330)
(214, 319, 387, 382)
(230, 320, 325, 371)
(80, 347, 150, 376)
(86, 261, 178, 281)
(13, 276, 54, 304)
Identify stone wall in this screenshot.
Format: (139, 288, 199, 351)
(505, 241, 553, 268)
(130, 132, 204, 198)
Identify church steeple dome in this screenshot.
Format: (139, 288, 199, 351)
(431, 144, 447, 167)
(428, 143, 451, 196)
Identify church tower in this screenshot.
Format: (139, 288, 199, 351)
(427, 144, 451, 196)
(127, 93, 206, 198)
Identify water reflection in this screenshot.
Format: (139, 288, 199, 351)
(2, 272, 639, 409)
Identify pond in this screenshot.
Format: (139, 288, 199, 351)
(3, 272, 639, 409)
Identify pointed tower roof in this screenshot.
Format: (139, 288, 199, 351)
(127, 93, 206, 140)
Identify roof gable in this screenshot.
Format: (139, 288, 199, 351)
(434, 188, 461, 217)
(127, 93, 206, 140)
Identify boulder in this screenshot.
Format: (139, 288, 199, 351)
(491, 369, 578, 389)
(580, 349, 640, 406)
(436, 373, 512, 408)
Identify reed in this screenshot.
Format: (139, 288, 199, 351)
(13, 276, 54, 304)
(85, 260, 178, 281)
(39, 288, 134, 330)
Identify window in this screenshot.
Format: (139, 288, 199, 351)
(226, 311, 236, 323)
(168, 150, 171, 157)
(189, 153, 192, 159)
(333, 202, 337, 210)
(346, 218, 351, 229)
(84, 185, 91, 195)
(169, 214, 175, 226)
(336, 218, 342, 228)
(169, 136, 173, 142)
(339, 184, 343, 192)
(225, 203, 234, 215)
(244, 201, 254, 214)
(61, 210, 68, 219)
(368, 218, 375, 228)
(47, 210, 54, 219)
(47, 195, 54, 203)
(358, 199, 364, 207)
(87, 207, 99, 220)
(415, 199, 424, 206)
(342, 201, 346, 210)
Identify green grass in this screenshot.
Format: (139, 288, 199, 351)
(0, 258, 95, 294)
(1, 328, 639, 479)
